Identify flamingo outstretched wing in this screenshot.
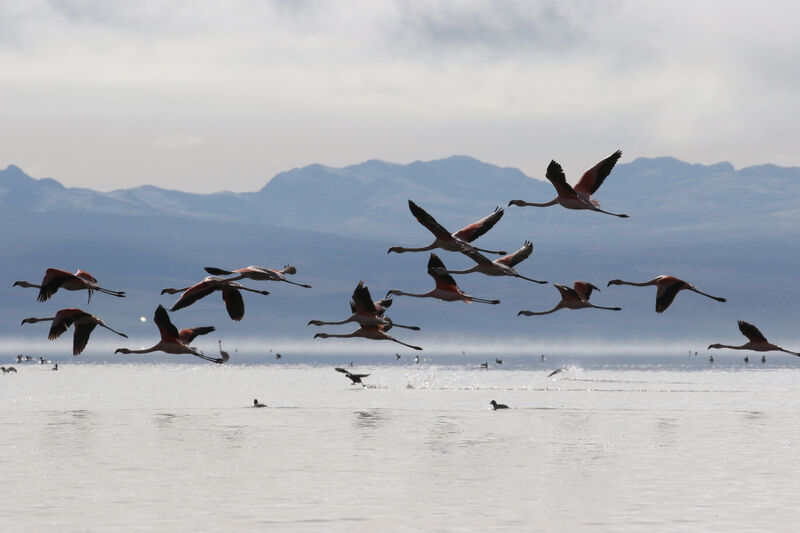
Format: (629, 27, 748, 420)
(574, 150, 622, 197)
(738, 320, 768, 343)
(179, 326, 216, 345)
(495, 241, 533, 267)
(545, 160, 579, 198)
(408, 200, 451, 240)
(154, 305, 181, 343)
(427, 253, 460, 291)
(452, 207, 504, 242)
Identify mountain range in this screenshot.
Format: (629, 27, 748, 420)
(1, 155, 798, 360)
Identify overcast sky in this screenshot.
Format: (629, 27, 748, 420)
(1, 1, 798, 193)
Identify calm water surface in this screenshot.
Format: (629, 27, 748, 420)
(1, 359, 799, 532)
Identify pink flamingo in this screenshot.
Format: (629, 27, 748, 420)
(21, 308, 127, 355)
(606, 275, 725, 313)
(509, 151, 628, 218)
(708, 321, 799, 356)
(388, 200, 506, 255)
(115, 305, 224, 363)
(161, 276, 270, 321)
(438, 241, 547, 284)
(518, 282, 621, 316)
(308, 281, 419, 330)
(13, 268, 125, 303)
(386, 253, 500, 304)
(203, 265, 311, 288)
(314, 323, 422, 351)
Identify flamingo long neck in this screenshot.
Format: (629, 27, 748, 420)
(118, 346, 160, 354)
(615, 279, 659, 287)
(511, 198, 558, 208)
(388, 243, 436, 254)
(388, 289, 434, 299)
(689, 288, 726, 302)
(23, 316, 56, 324)
(309, 316, 356, 326)
(14, 281, 42, 289)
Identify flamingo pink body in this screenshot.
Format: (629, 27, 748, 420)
(508, 150, 628, 218)
(387, 253, 500, 304)
(607, 275, 726, 313)
(203, 265, 311, 288)
(442, 241, 547, 284)
(708, 321, 800, 356)
(21, 307, 127, 355)
(115, 305, 224, 363)
(13, 268, 126, 303)
(388, 200, 506, 255)
(518, 282, 621, 316)
(162, 276, 270, 321)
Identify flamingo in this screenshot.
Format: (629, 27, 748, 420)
(161, 276, 270, 321)
(308, 281, 420, 330)
(203, 265, 312, 288)
(518, 282, 621, 316)
(314, 323, 422, 351)
(490, 400, 509, 410)
(13, 268, 125, 303)
(386, 253, 500, 304)
(21, 308, 128, 355)
(115, 305, 224, 363)
(509, 150, 628, 218)
(606, 275, 726, 313)
(437, 241, 547, 284)
(335, 367, 370, 385)
(708, 321, 799, 356)
(388, 200, 506, 255)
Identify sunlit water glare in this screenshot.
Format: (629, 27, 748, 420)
(1, 358, 799, 532)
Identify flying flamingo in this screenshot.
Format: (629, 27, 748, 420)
(508, 150, 628, 218)
(308, 281, 419, 330)
(518, 282, 621, 316)
(437, 241, 547, 284)
(388, 200, 506, 255)
(21, 308, 127, 355)
(386, 253, 500, 304)
(114, 305, 225, 363)
(13, 268, 125, 303)
(708, 321, 799, 357)
(161, 276, 270, 321)
(606, 275, 726, 313)
(203, 265, 312, 288)
(314, 323, 423, 351)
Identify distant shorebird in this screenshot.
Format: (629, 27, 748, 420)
(162, 276, 270, 321)
(14, 268, 125, 303)
(607, 275, 725, 313)
(386, 253, 501, 304)
(52, 363, 58, 371)
(218, 340, 230, 362)
(388, 200, 506, 255)
(335, 367, 370, 385)
(480, 362, 489, 369)
(489, 400, 509, 410)
(547, 368, 565, 377)
(115, 305, 224, 363)
(438, 241, 547, 284)
(509, 150, 628, 218)
(495, 358, 503, 365)
(21, 308, 127, 355)
(708, 320, 800, 357)
(519, 282, 621, 316)
(1, 366, 18, 374)
(204, 265, 312, 288)
(253, 399, 267, 408)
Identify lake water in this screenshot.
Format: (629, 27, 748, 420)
(2, 355, 799, 532)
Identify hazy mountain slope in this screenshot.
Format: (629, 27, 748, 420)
(1, 156, 798, 358)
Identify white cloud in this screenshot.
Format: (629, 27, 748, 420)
(1, 1, 799, 192)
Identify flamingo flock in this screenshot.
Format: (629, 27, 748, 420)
(11, 149, 798, 364)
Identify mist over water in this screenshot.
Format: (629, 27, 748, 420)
(2, 360, 799, 531)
